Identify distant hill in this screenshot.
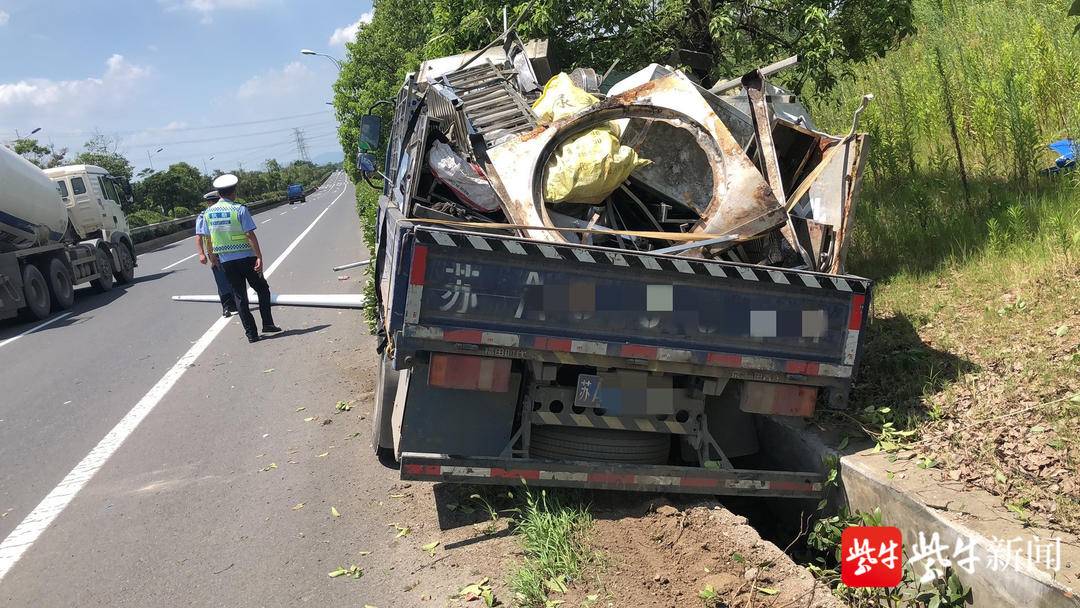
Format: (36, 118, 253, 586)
(311, 148, 344, 165)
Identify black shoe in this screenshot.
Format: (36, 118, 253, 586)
(222, 309, 232, 318)
(262, 325, 283, 333)
(247, 334, 261, 343)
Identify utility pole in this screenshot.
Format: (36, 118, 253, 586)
(293, 127, 311, 162)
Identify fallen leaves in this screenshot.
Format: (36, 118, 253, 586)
(390, 523, 411, 538)
(316, 452, 329, 458)
(303, 416, 317, 422)
(263, 368, 275, 374)
(328, 564, 363, 579)
(421, 541, 439, 556)
(336, 400, 353, 412)
(456, 578, 496, 607)
(295, 406, 306, 412)
(260, 463, 278, 472)
(291, 502, 305, 511)
(331, 506, 341, 518)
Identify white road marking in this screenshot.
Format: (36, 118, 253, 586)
(0, 184, 346, 582)
(278, 211, 288, 216)
(160, 252, 199, 271)
(0, 312, 75, 351)
(262, 218, 272, 223)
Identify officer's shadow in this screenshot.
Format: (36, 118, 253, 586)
(258, 324, 331, 340)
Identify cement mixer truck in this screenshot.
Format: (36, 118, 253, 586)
(0, 144, 137, 322)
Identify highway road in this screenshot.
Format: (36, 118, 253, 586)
(0, 174, 440, 606)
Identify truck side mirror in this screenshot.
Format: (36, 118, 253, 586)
(359, 115, 382, 152)
(357, 152, 378, 173)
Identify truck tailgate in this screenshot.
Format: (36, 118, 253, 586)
(393, 226, 871, 380)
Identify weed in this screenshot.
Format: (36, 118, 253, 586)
(508, 487, 593, 608)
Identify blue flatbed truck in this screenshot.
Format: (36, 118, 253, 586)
(286, 183, 305, 204)
(366, 53, 873, 500)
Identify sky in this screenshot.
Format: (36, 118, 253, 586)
(0, 0, 374, 175)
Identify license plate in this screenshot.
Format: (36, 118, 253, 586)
(574, 374, 602, 408)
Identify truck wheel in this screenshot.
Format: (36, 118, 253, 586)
(20, 264, 52, 321)
(371, 351, 399, 462)
(90, 247, 115, 292)
(46, 258, 75, 310)
(113, 243, 135, 284)
(530, 425, 670, 465)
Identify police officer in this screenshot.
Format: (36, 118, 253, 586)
(199, 190, 238, 318)
(195, 174, 282, 343)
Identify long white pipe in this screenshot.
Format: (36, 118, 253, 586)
(172, 293, 366, 309)
(332, 259, 370, 271)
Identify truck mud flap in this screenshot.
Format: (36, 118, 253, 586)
(400, 452, 824, 499)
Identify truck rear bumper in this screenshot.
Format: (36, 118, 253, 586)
(400, 452, 824, 499)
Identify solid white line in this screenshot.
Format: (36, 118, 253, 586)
(278, 211, 288, 216)
(0, 187, 343, 581)
(160, 252, 199, 271)
(0, 312, 74, 351)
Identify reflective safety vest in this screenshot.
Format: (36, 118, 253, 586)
(204, 201, 253, 255)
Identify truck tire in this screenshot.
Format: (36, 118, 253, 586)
(90, 247, 115, 292)
(113, 243, 135, 284)
(46, 258, 75, 310)
(530, 425, 670, 465)
(20, 263, 52, 321)
(371, 351, 399, 462)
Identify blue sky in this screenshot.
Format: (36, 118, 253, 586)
(0, 0, 373, 174)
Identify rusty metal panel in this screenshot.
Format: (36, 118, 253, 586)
(485, 71, 787, 245)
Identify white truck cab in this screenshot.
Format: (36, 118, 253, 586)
(43, 164, 131, 239)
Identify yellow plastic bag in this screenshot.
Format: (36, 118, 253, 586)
(532, 74, 649, 204)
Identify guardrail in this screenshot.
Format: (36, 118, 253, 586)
(130, 172, 335, 245)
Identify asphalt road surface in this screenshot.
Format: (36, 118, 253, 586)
(0, 173, 437, 606)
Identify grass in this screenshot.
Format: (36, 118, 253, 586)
(508, 487, 594, 608)
(822, 182, 1080, 530)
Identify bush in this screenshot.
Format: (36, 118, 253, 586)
(170, 206, 193, 219)
(127, 210, 167, 228)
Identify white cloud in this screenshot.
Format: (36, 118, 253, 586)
(328, 12, 372, 46)
(163, 121, 188, 130)
(161, 0, 273, 24)
(0, 54, 149, 109)
(0, 11, 10, 26)
(236, 61, 315, 100)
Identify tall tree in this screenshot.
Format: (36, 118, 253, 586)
(12, 138, 68, 169)
(74, 131, 134, 182)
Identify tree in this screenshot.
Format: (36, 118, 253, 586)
(133, 162, 209, 214)
(12, 138, 68, 168)
(74, 131, 134, 182)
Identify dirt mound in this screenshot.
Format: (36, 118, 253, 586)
(571, 501, 845, 608)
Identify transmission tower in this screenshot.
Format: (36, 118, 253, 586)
(293, 127, 311, 162)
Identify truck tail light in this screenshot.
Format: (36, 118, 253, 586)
(428, 353, 512, 393)
(739, 382, 818, 417)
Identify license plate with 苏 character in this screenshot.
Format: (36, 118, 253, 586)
(574, 374, 602, 408)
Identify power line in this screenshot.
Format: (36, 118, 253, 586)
(6, 110, 335, 139)
(125, 120, 337, 150)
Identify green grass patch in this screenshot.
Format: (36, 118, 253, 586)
(508, 487, 594, 608)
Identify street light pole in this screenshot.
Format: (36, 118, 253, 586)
(300, 49, 342, 71)
(147, 147, 164, 172)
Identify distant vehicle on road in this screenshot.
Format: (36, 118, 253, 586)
(287, 183, 305, 204)
(0, 145, 137, 322)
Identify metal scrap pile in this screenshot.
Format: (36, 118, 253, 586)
(390, 34, 870, 275)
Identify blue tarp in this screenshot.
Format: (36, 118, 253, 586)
(1046, 139, 1077, 173)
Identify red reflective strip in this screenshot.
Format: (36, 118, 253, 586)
(784, 360, 821, 375)
(409, 245, 428, 286)
(491, 468, 540, 480)
(848, 294, 866, 330)
(621, 344, 658, 359)
(535, 337, 572, 352)
(587, 472, 637, 485)
(680, 477, 720, 488)
(708, 353, 743, 367)
(403, 463, 442, 476)
(444, 329, 482, 344)
(769, 480, 817, 493)
(429, 353, 512, 392)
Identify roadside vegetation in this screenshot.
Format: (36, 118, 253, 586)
(810, 0, 1080, 532)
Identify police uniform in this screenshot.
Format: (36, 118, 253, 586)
(200, 191, 236, 317)
(196, 174, 281, 342)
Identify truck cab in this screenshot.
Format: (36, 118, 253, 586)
(43, 165, 131, 240)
